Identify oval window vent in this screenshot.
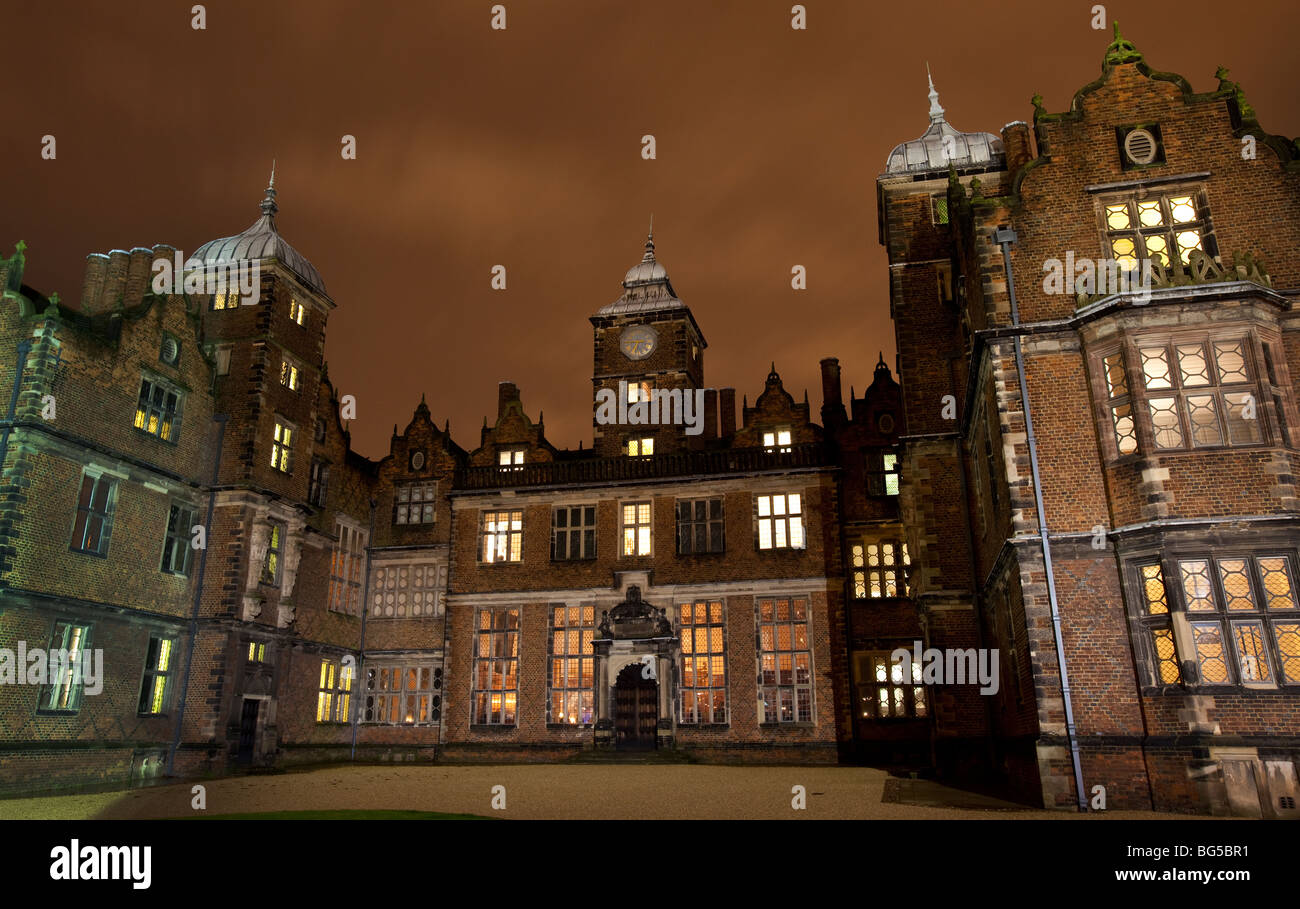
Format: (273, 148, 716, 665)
(410, 450, 426, 471)
(1124, 128, 1158, 165)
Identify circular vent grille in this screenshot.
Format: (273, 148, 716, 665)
(410, 450, 426, 471)
(160, 335, 179, 365)
(1124, 128, 1158, 165)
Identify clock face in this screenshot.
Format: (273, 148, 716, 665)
(620, 326, 657, 361)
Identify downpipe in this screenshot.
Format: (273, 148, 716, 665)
(994, 227, 1088, 812)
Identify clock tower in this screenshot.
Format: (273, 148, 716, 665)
(590, 229, 707, 457)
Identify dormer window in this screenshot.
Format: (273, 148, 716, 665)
(498, 448, 524, 471)
(627, 437, 654, 457)
(763, 428, 792, 453)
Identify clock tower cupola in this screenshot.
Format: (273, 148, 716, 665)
(590, 227, 707, 457)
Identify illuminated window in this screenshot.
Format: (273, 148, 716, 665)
(1103, 190, 1214, 270)
(756, 493, 804, 550)
(134, 376, 182, 442)
(498, 447, 525, 470)
(1098, 349, 1138, 455)
(679, 601, 727, 723)
(621, 501, 652, 556)
(37, 622, 91, 714)
(931, 193, 949, 226)
(856, 652, 926, 719)
(473, 609, 519, 725)
(363, 664, 441, 725)
(626, 380, 653, 404)
(316, 659, 353, 723)
(851, 539, 911, 598)
(137, 636, 175, 715)
(677, 497, 724, 554)
(1135, 562, 1182, 685)
(260, 522, 283, 586)
(626, 437, 654, 457)
(481, 510, 523, 563)
(393, 480, 436, 524)
(328, 521, 367, 615)
(762, 427, 792, 453)
(279, 356, 300, 392)
(552, 505, 596, 560)
(548, 606, 595, 725)
(308, 457, 330, 507)
(370, 562, 443, 618)
(1173, 555, 1299, 686)
(160, 502, 197, 576)
(70, 472, 117, 556)
(247, 641, 267, 663)
(758, 597, 813, 723)
(270, 419, 294, 473)
(1138, 339, 1261, 450)
(867, 450, 900, 496)
(211, 290, 242, 310)
(289, 297, 307, 326)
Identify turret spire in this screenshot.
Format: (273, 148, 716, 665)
(926, 62, 945, 122)
(260, 161, 279, 219)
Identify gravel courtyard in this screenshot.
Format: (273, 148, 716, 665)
(0, 764, 1208, 820)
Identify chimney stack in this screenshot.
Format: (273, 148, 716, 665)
(719, 387, 736, 439)
(820, 357, 846, 430)
(498, 381, 519, 418)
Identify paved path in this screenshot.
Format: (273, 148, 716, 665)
(0, 764, 1208, 820)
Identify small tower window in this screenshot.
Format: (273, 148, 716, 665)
(931, 194, 950, 225)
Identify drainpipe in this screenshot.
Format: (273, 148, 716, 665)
(350, 497, 377, 760)
(993, 227, 1087, 812)
(168, 413, 229, 777)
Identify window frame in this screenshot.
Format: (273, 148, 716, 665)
(678, 600, 728, 724)
(393, 479, 436, 524)
(480, 509, 523, 563)
(850, 538, 911, 599)
(756, 596, 814, 724)
(137, 635, 177, 716)
(472, 608, 520, 726)
(676, 496, 725, 555)
(37, 622, 92, 715)
(362, 663, 442, 725)
(755, 492, 806, 551)
(620, 501, 653, 557)
(133, 374, 183, 444)
(260, 521, 284, 586)
(270, 418, 295, 474)
(547, 605, 596, 726)
(308, 457, 330, 508)
(328, 520, 368, 615)
(70, 471, 118, 557)
(160, 501, 197, 576)
(316, 658, 354, 724)
(551, 504, 597, 561)
(855, 651, 927, 720)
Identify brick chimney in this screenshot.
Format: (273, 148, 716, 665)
(1001, 121, 1034, 177)
(702, 388, 718, 441)
(820, 357, 846, 430)
(498, 381, 519, 418)
(719, 387, 736, 439)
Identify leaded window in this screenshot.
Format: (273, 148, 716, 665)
(71, 472, 117, 556)
(363, 664, 441, 725)
(757, 597, 813, 723)
(481, 510, 523, 562)
(548, 606, 595, 725)
(851, 539, 911, 598)
(316, 659, 353, 723)
(37, 622, 91, 714)
(473, 608, 519, 725)
(137, 636, 175, 715)
(856, 652, 926, 719)
(679, 601, 727, 723)
(160, 502, 196, 576)
(1138, 338, 1261, 450)
(394, 480, 436, 524)
(134, 376, 182, 442)
(1103, 191, 1214, 270)
(328, 521, 367, 614)
(621, 502, 652, 556)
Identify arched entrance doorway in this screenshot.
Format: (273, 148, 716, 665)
(613, 662, 658, 750)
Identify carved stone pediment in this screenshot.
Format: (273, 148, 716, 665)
(598, 585, 674, 641)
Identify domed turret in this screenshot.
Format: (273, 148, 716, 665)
(597, 222, 684, 315)
(187, 167, 327, 296)
(885, 68, 1005, 175)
